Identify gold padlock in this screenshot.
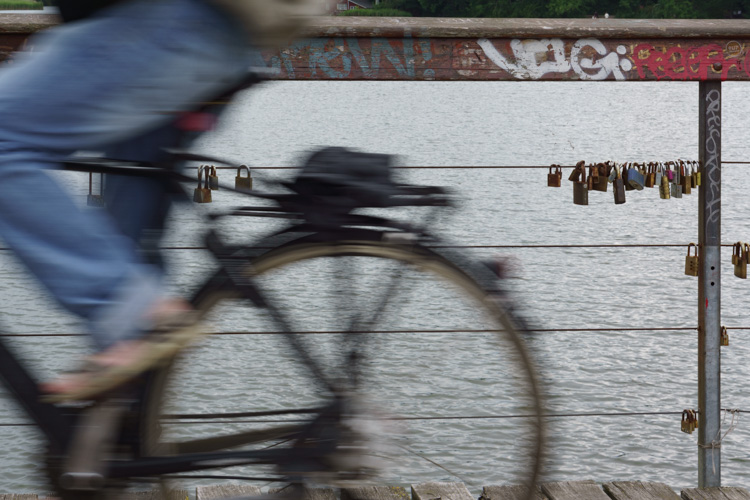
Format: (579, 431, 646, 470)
(659, 172, 671, 200)
(235, 164, 253, 192)
(681, 409, 697, 434)
(694, 161, 702, 186)
(193, 165, 212, 203)
(681, 410, 690, 433)
(685, 243, 699, 277)
(208, 165, 219, 190)
(721, 326, 729, 347)
(736, 242, 748, 279)
(680, 161, 691, 195)
(692, 410, 699, 431)
(733, 241, 741, 266)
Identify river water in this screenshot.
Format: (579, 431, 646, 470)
(2, 80, 750, 496)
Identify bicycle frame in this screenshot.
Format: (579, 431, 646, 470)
(0, 150, 524, 491)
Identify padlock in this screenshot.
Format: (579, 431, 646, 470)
(613, 165, 626, 204)
(681, 410, 691, 433)
(690, 163, 697, 188)
(655, 162, 663, 186)
(622, 163, 635, 191)
(607, 161, 617, 182)
(235, 164, 253, 192)
(737, 244, 743, 265)
(670, 181, 682, 199)
(627, 163, 645, 190)
(644, 162, 656, 188)
(721, 326, 729, 347)
(673, 161, 681, 185)
(694, 161, 702, 186)
(685, 243, 699, 277)
(664, 161, 674, 182)
(573, 166, 588, 206)
(193, 165, 212, 203)
(680, 161, 691, 194)
(599, 162, 610, 178)
(569, 160, 585, 182)
(659, 172, 671, 200)
(734, 241, 747, 279)
(208, 165, 219, 190)
(547, 165, 562, 187)
(591, 163, 607, 192)
(87, 172, 105, 208)
(688, 410, 698, 434)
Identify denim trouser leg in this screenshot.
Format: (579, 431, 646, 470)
(0, 0, 253, 350)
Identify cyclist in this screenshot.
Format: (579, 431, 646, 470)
(0, 0, 314, 402)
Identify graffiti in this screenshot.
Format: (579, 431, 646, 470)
(477, 37, 633, 80)
(632, 43, 742, 81)
(704, 88, 721, 233)
(267, 37, 433, 80)
(261, 35, 750, 81)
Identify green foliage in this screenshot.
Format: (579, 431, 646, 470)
(375, 0, 748, 18)
(0, 0, 43, 9)
(339, 7, 413, 16)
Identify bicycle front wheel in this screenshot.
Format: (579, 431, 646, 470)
(149, 233, 544, 496)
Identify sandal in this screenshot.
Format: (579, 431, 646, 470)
(41, 311, 203, 403)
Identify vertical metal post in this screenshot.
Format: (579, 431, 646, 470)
(698, 80, 721, 488)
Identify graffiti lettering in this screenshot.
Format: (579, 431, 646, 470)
(268, 37, 430, 80)
(478, 37, 632, 80)
(704, 88, 721, 231)
(632, 43, 740, 81)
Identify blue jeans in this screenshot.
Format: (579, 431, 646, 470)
(0, 0, 254, 350)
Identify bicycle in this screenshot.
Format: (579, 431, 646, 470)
(0, 74, 545, 500)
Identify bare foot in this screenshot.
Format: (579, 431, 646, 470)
(41, 298, 200, 402)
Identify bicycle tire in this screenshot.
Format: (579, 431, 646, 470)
(141, 232, 544, 499)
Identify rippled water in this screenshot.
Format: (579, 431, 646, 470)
(2, 81, 750, 495)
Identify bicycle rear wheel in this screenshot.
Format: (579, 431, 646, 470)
(144, 232, 544, 497)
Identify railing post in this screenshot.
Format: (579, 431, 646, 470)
(698, 80, 721, 488)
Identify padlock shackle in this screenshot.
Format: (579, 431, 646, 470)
(237, 164, 251, 177)
(687, 242, 698, 257)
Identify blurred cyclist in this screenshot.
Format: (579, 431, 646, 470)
(0, 0, 314, 401)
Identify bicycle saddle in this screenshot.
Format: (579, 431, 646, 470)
(282, 147, 401, 212)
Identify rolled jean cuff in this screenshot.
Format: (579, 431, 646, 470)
(88, 267, 163, 351)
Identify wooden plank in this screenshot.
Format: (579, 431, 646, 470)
(197, 484, 262, 500)
(263, 36, 750, 82)
(541, 480, 609, 500)
(603, 481, 680, 500)
(3, 16, 750, 81)
(479, 484, 548, 500)
(681, 487, 750, 500)
(127, 490, 190, 500)
(411, 482, 474, 500)
(269, 487, 337, 500)
(342, 485, 410, 500)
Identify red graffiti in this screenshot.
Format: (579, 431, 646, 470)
(632, 43, 740, 81)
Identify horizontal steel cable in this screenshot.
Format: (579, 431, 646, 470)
(0, 410, 708, 428)
(0, 244, 733, 251)
(0, 327, 698, 338)
(186, 161, 750, 170)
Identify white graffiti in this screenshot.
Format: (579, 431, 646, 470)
(477, 37, 633, 81)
